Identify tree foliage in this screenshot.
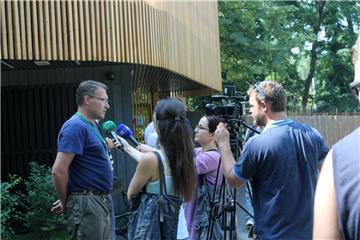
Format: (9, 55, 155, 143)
(217, 0, 360, 113)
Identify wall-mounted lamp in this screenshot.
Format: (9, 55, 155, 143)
(105, 71, 115, 81)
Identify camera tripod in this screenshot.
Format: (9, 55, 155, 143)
(206, 121, 259, 240)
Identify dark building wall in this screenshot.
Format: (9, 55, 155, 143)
(1, 64, 136, 214)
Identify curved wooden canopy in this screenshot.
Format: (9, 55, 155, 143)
(1, 0, 222, 93)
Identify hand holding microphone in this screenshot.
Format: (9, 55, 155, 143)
(102, 120, 124, 151)
(116, 124, 140, 146)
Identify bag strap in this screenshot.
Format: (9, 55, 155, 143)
(153, 151, 167, 195)
(153, 151, 167, 223)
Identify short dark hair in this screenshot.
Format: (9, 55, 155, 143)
(76, 80, 107, 106)
(247, 81, 287, 112)
(205, 115, 224, 133)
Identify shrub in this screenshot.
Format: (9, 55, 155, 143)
(22, 162, 66, 233)
(1, 175, 24, 240)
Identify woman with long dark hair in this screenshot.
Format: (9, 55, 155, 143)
(125, 97, 196, 239)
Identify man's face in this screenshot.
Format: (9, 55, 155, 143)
(249, 93, 266, 127)
(88, 88, 110, 120)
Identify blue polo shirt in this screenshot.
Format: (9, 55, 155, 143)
(233, 119, 328, 239)
(57, 114, 113, 192)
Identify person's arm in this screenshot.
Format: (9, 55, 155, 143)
(214, 123, 245, 188)
(136, 144, 158, 153)
(117, 135, 144, 161)
(313, 150, 341, 239)
(127, 152, 157, 200)
(51, 152, 75, 213)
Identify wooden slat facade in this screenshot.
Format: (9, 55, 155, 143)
(1, 0, 222, 92)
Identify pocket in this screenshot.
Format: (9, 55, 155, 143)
(65, 196, 82, 238)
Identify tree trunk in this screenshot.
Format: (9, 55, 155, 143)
(301, 1, 326, 113)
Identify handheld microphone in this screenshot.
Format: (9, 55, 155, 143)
(116, 124, 139, 146)
(102, 120, 124, 151)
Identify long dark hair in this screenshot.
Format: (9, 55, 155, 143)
(154, 98, 195, 201)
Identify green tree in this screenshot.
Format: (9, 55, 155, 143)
(217, 0, 360, 113)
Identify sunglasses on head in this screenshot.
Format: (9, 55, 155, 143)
(253, 82, 266, 97)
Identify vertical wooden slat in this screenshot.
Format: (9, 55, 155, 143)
(159, 8, 164, 68)
(78, 0, 85, 60)
(127, 1, 134, 63)
(61, 1, 68, 60)
(44, 0, 51, 60)
(122, 0, 129, 62)
(25, 1, 33, 59)
(67, 0, 74, 59)
(1, 0, 8, 59)
(141, 2, 147, 64)
(148, 3, 155, 65)
(100, 0, 107, 60)
(94, 0, 101, 60)
(55, 0, 63, 60)
(105, 0, 113, 61)
(84, 0, 91, 59)
(110, 0, 116, 62)
(114, 0, 121, 61)
(50, 1, 57, 60)
(38, 1, 45, 59)
(119, 1, 125, 61)
(73, 0, 80, 59)
(31, 1, 39, 59)
(19, 1, 26, 59)
(152, 5, 158, 66)
(12, 1, 22, 58)
(6, 1, 14, 58)
(134, 1, 141, 63)
(139, 1, 145, 64)
(142, 2, 148, 64)
(89, 0, 96, 59)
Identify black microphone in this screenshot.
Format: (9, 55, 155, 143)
(102, 120, 124, 151)
(116, 124, 139, 146)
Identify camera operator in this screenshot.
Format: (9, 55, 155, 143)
(214, 81, 329, 239)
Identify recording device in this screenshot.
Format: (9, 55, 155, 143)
(204, 85, 256, 240)
(205, 85, 248, 149)
(102, 120, 124, 151)
(116, 124, 139, 146)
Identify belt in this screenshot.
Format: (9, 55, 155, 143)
(68, 190, 108, 196)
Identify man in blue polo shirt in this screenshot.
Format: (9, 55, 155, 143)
(51, 80, 112, 239)
(214, 81, 329, 239)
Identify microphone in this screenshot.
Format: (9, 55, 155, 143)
(102, 120, 124, 151)
(116, 124, 139, 146)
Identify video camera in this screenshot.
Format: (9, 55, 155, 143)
(205, 85, 248, 149)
